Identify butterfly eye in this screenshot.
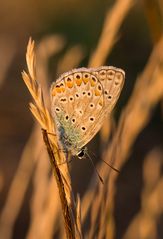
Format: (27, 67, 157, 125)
(77, 149, 85, 159)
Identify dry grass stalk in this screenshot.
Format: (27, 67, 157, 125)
(0, 126, 42, 239)
(27, 149, 52, 238)
(0, 35, 66, 239)
(88, 0, 134, 67)
(22, 40, 54, 133)
(42, 129, 75, 238)
(26, 35, 66, 238)
(27, 38, 85, 239)
(57, 44, 85, 75)
(143, 0, 163, 43)
(123, 149, 163, 239)
(22, 38, 82, 239)
(0, 36, 64, 239)
(93, 37, 163, 238)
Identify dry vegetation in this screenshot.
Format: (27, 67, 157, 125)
(0, 0, 163, 238)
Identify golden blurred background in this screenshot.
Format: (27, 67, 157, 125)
(0, 0, 163, 238)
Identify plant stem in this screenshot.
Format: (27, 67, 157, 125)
(42, 129, 75, 239)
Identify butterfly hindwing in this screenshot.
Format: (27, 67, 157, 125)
(76, 67, 125, 148)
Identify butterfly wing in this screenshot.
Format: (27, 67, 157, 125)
(77, 66, 125, 149)
(50, 66, 125, 154)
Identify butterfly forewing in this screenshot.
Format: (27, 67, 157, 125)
(50, 66, 125, 155)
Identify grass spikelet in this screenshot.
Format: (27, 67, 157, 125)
(22, 38, 82, 239)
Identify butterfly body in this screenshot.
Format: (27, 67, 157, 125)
(50, 66, 125, 157)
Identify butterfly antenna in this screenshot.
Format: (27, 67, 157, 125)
(91, 151, 120, 173)
(85, 152, 104, 185)
(101, 158, 120, 173)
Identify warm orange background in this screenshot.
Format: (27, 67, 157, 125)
(0, 0, 163, 238)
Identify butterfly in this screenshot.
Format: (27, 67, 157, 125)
(50, 66, 125, 159)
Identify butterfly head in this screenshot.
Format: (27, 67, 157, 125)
(77, 147, 87, 159)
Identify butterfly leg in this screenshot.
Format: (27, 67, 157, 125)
(58, 157, 73, 166)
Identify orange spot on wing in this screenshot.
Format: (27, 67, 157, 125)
(55, 86, 62, 93)
(90, 79, 96, 87)
(76, 78, 82, 86)
(83, 77, 89, 84)
(94, 89, 101, 96)
(98, 99, 103, 106)
(61, 86, 65, 92)
(66, 81, 73, 88)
